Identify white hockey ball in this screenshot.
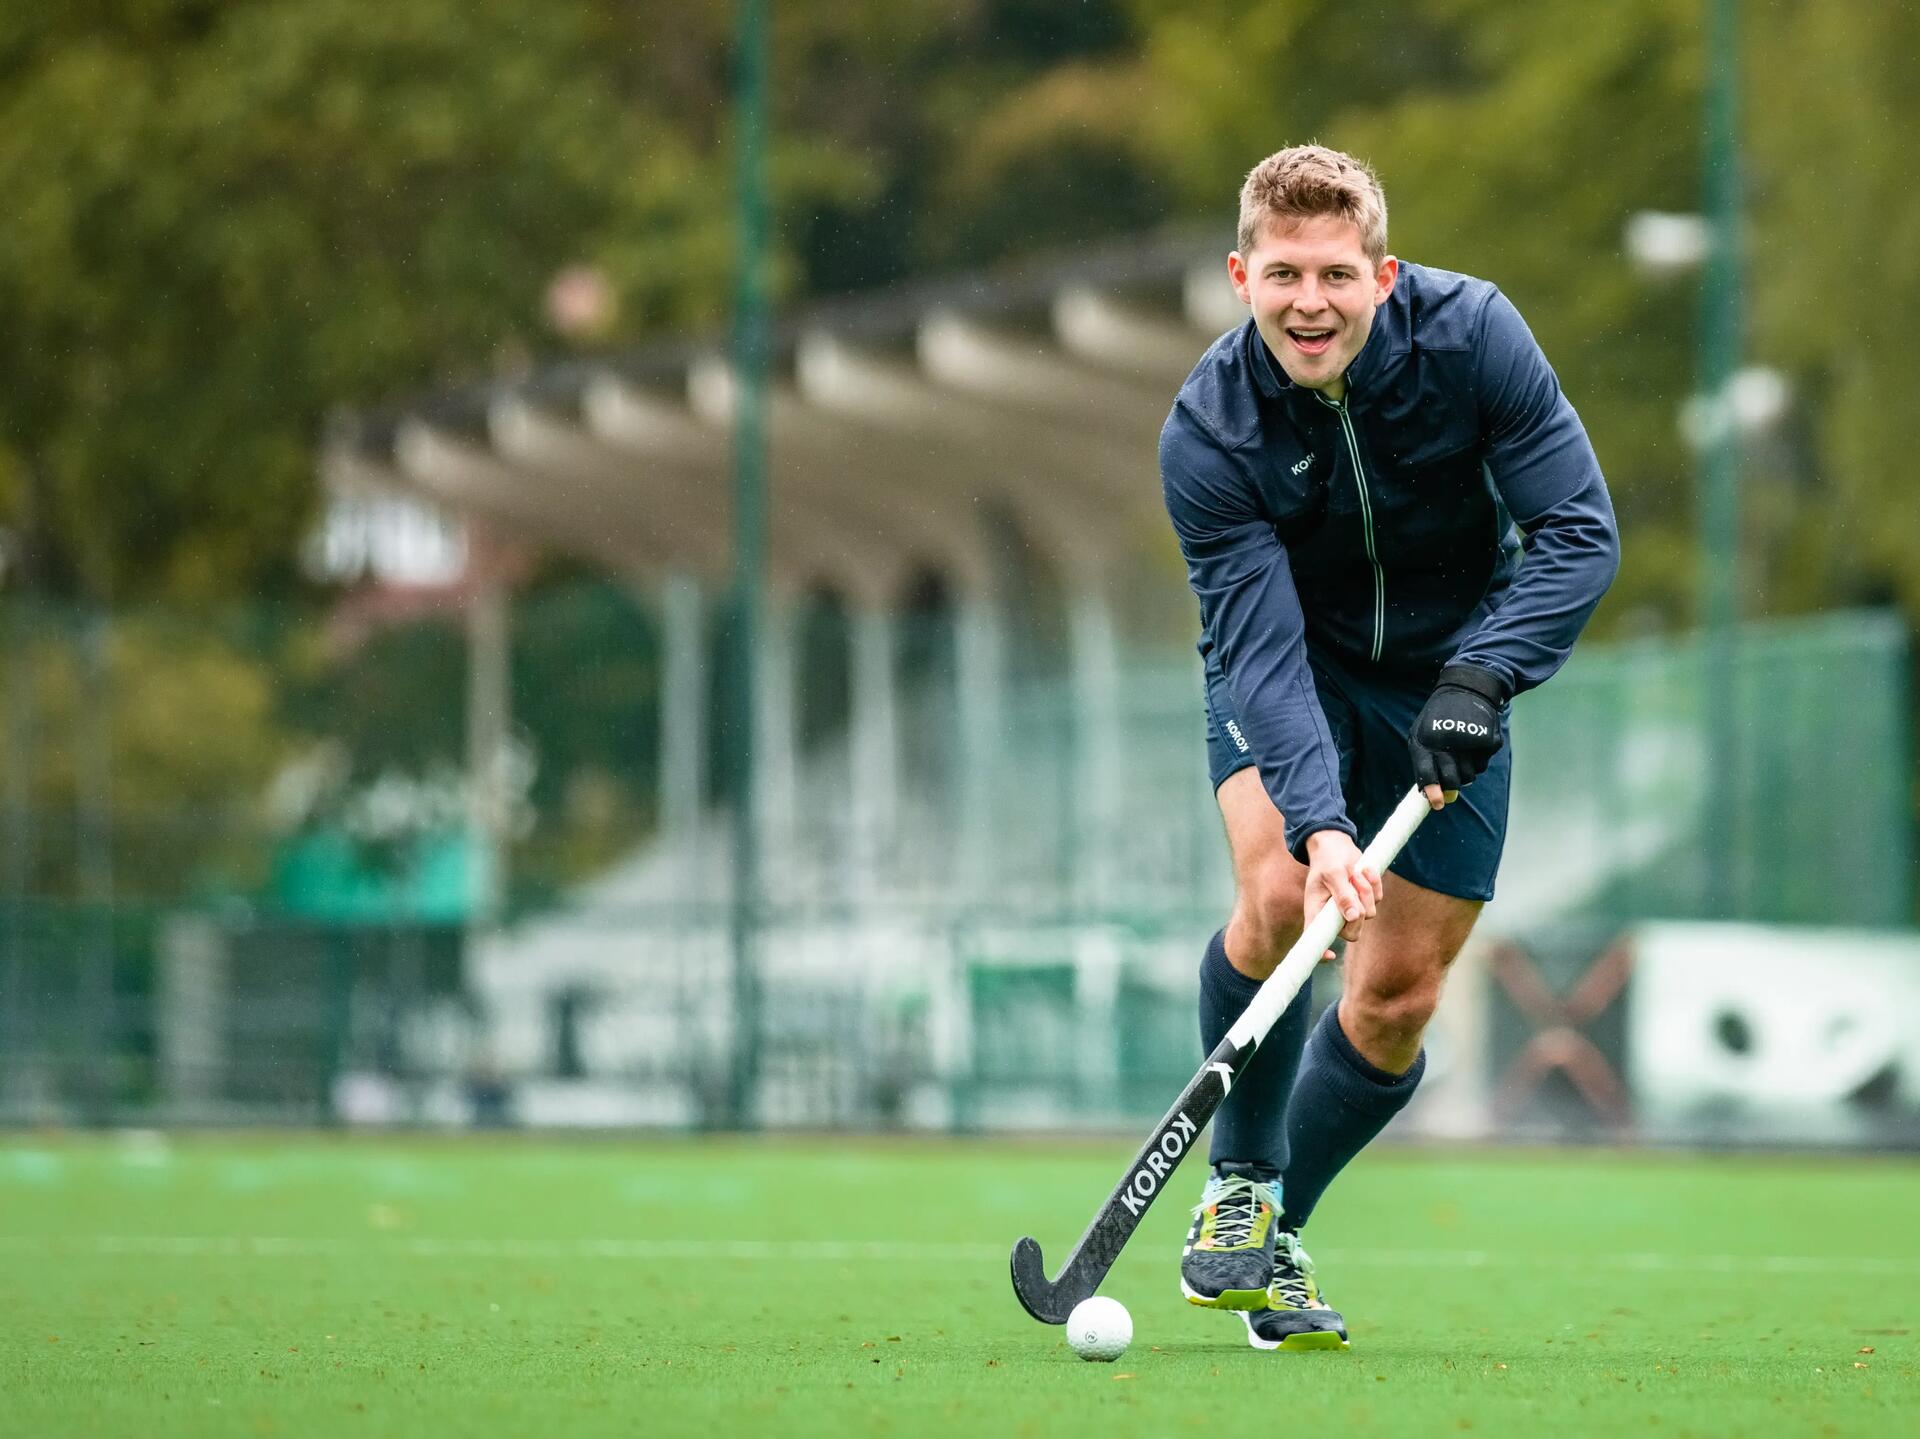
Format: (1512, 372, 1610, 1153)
(1066, 1296, 1132, 1361)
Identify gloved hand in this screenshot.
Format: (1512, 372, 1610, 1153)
(1408, 664, 1506, 794)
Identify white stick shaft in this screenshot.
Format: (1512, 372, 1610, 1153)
(1223, 787, 1433, 1049)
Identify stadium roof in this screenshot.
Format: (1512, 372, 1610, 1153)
(321, 227, 1245, 611)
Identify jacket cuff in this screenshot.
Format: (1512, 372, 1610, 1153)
(1437, 662, 1509, 706)
(1285, 818, 1359, 867)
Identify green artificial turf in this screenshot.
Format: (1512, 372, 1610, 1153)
(2, 1134, 1915, 1437)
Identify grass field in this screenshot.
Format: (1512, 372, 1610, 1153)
(3, 1134, 1916, 1437)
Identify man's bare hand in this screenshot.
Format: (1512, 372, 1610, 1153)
(1302, 829, 1383, 956)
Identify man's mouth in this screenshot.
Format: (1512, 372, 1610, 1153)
(1286, 327, 1336, 357)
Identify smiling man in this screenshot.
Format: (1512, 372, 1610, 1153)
(1161, 145, 1619, 1350)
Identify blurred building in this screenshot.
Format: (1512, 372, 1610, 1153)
(308, 229, 1246, 1128)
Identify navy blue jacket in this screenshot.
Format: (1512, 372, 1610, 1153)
(1160, 262, 1620, 857)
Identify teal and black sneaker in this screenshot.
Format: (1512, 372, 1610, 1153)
(1242, 1230, 1350, 1351)
(1179, 1168, 1281, 1310)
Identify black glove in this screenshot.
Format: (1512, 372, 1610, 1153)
(1408, 664, 1507, 793)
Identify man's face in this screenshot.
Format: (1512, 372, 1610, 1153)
(1228, 215, 1397, 399)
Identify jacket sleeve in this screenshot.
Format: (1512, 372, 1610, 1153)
(1448, 290, 1622, 697)
(1161, 406, 1354, 860)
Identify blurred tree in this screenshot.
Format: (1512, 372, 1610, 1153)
(777, 2, 1152, 282)
(2, 600, 297, 898)
(0, 0, 865, 604)
(1746, 2, 1920, 617)
(918, 55, 1172, 266)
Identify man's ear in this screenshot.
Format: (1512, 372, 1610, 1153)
(1228, 252, 1252, 307)
(1373, 255, 1399, 306)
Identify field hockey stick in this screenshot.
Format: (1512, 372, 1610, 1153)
(1009, 785, 1433, 1324)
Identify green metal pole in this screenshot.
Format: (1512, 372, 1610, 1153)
(726, 0, 770, 1129)
(1698, 0, 1742, 917)
(79, 606, 115, 1123)
(1, 592, 34, 1107)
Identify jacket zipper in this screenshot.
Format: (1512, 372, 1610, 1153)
(1316, 392, 1385, 662)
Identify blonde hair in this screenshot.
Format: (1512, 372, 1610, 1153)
(1237, 145, 1389, 265)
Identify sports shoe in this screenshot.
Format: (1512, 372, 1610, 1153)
(1242, 1230, 1350, 1350)
(1179, 1168, 1281, 1310)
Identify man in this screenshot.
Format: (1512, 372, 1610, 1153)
(1161, 145, 1619, 1351)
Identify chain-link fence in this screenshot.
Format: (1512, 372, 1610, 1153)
(0, 586, 1912, 1138)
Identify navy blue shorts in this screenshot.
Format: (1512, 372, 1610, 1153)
(1201, 645, 1511, 902)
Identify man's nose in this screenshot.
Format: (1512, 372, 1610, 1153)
(1293, 278, 1327, 312)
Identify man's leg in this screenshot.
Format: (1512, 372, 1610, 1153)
(1234, 873, 1480, 1349)
(1209, 767, 1318, 1166)
(1278, 874, 1482, 1231)
(1181, 768, 1317, 1309)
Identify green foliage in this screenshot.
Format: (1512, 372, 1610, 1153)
(0, 600, 299, 898)
(0, 2, 827, 600)
(507, 582, 662, 892)
(1746, 2, 1920, 615)
(920, 59, 1173, 267)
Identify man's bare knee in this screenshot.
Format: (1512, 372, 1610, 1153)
(1345, 969, 1444, 1051)
(1342, 922, 1468, 1067)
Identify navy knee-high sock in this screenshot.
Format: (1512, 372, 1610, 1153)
(1198, 928, 1314, 1180)
(1278, 1002, 1425, 1231)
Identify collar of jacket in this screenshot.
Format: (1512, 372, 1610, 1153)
(1246, 288, 1408, 405)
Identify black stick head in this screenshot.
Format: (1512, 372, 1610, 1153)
(1009, 1235, 1082, 1325)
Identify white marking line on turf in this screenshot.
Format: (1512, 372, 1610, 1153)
(1322, 1248, 1920, 1276)
(0, 1237, 1004, 1262)
(3, 1236, 1920, 1276)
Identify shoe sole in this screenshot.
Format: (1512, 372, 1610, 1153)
(1240, 1313, 1351, 1352)
(1180, 1278, 1270, 1311)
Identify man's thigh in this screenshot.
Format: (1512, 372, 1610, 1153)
(1218, 770, 1480, 985)
(1344, 870, 1482, 1000)
(1215, 766, 1304, 893)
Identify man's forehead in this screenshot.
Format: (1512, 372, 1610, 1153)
(1245, 214, 1370, 265)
